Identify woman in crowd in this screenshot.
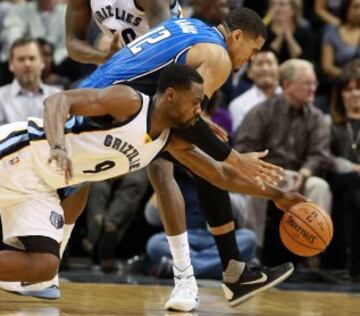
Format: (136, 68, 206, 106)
(329, 60, 360, 281)
(264, 0, 315, 63)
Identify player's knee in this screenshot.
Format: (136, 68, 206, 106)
(30, 253, 60, 282)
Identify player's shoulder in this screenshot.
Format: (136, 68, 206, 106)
(189, 42, 231, 70)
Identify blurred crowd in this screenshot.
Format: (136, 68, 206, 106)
(0, 0, 360, 282)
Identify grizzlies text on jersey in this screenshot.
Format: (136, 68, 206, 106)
(91, 0, 182, 45)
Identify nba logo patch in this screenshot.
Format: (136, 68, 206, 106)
(50, 211, 64, 230)
(8, 156, 20, 166)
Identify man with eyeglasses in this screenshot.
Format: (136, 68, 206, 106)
(233, 59, 332, 267)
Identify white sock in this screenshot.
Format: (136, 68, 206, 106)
(60, 223, 75, 258)
(166, 232, 191, 273)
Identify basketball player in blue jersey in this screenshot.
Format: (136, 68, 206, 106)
(0, 64, 305, 305)
(71, 8, 297, 311)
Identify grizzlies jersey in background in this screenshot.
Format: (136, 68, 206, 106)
(0, 93, 170, 190)
(91, 0, 182, 46)
(78, 18, 227, 94)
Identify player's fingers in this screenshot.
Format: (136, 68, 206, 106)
(260, 162, 284, 179)
(254, 149, 269, 158)
(258, 172, 279, 186)
(255, 176, 266, 191)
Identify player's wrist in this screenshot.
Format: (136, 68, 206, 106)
(51, 144, 66, 152)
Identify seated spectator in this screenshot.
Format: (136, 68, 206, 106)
(0, 0, 23, 28)
(37, 38, 70, 89)
(321, 0, 360, 80)
(0, 37, 61, 125)
(315, 0, 342, 26)
(229, 49, 281, 133)
(145, 166, 257, 279)
(264, 0, 315, 63)
(0, 0, 67, 66)
(233, 59, 332, 265)
(328, 60, 360, 280)
(83, 170, 150, 273)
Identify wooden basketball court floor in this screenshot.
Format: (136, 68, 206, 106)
(0, 282, 359, 316)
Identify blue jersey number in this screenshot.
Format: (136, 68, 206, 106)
(128, 26, 171, 55)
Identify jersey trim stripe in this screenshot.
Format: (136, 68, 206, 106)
(0, 129, 30, 160)
(113, 58, 174, 85)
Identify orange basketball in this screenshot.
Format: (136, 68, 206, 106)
(279, 202, 333, 257)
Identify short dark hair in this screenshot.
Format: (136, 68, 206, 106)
(157, 64, 203, 93)
(9, 37, 43, 60)
(223, 7, 267, 40)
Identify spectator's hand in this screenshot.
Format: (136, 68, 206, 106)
(48, 147, 73, 185)
(274, 191, 309, 212)
(229, 150, 284, 189)
(202, 115, 228, 142)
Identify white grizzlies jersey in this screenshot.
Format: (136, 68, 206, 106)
(27, 93, 170, 189)
(91, 0, 182, 45)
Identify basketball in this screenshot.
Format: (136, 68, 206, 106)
(279, 202, 333, 257)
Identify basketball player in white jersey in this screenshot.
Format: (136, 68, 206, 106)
(0, 64, 306, 302)
(0, 0, 186, 304)
(66, 0, 182, 65)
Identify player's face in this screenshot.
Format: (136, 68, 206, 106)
(9, 43, 45, 88)
(172, 82, 203, 128)
(342, 78, 360, 116)
(228, 32, 265, 72)
(248, 52, 279, 89)
(283, 67, 317, 107)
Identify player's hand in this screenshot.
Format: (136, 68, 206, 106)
(48, 147, 73, 185)
(228, 149, 284, 189)
(104, 32, 122, 61)
(201, 115, 228, 142)
(274, 192, 309, 212)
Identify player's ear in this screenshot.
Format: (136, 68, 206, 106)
(231, 29, 243, 43)
(165, 87, 177, 103)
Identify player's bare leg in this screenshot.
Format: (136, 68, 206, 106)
(0, 185, 91, 299)
(147, 159, 199, 312)
(0, 252, 59, 282)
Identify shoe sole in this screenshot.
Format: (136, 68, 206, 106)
(0, 288, 60, 300)
(228, 265, 294, 307)
(165, 298, 200, 312)
(19, 288, 60, 299)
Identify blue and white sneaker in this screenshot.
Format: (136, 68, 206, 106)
(0, 275, 60, 299)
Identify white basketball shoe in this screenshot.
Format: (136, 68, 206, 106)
(165, 265, 199, 312)
(0, 275, 60, 299)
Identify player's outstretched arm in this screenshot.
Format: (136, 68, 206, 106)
(65, 0, 120, 65)
(43, 85, 141, 151)
(167, 136, 307, 211)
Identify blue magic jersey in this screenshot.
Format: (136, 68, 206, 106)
(78, 18, 227, 93)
